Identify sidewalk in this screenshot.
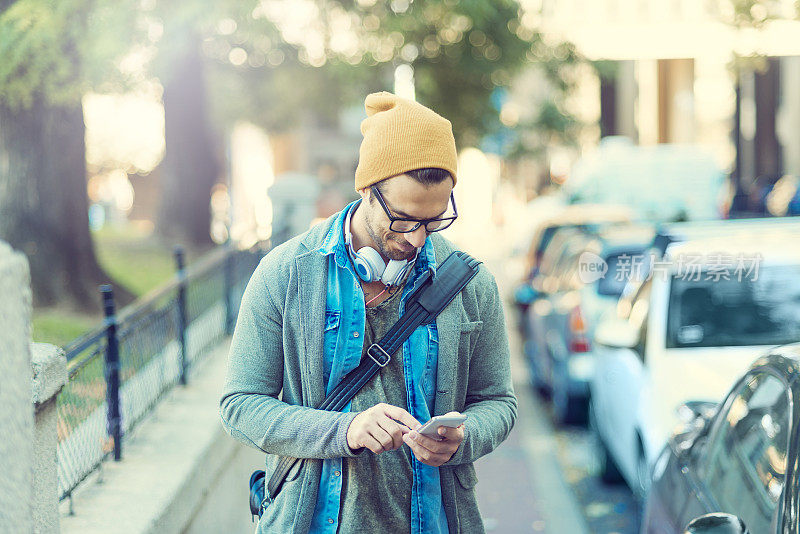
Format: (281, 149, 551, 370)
(473, 299, 589, 534)
(468, 232, 590, 534)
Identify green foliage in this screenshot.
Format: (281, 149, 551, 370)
(200, 0, 540, 147)
(0, 0, 585, 157)
(0, 0, 143, 109)
(92, 225, 176, 298)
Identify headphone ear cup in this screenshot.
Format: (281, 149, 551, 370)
(381, 260, 409, 286)
(354, 246, 386, 283)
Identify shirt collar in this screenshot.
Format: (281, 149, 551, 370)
(319, 200, 437, 274)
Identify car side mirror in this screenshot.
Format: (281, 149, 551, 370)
(677, 401, 717, 425)
(594, 318, 640, 349)
(673, 401, 717, 454)
(684, 513, 749, 534)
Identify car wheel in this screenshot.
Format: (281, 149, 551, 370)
(589, 405, 624, 484)
(553, 388, 588, 426)
(524, 341, 551, 399)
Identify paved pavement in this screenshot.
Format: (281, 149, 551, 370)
(472, 297, 589, 534)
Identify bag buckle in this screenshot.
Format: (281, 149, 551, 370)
(254, 491, 272, 521)
(367, 344, 391, 367)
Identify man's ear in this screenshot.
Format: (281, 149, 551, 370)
(357, 187, 369, 202)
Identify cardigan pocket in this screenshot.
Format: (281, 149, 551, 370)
(453, 463, 478, 489)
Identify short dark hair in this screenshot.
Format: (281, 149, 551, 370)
(374, 168, 453, 194)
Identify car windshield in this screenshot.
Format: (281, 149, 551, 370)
(666, 264, 800, 348)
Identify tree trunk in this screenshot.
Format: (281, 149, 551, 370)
(158, 35, 220, 247)
(0, 96, 134, 312)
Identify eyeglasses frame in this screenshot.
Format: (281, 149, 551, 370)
(370, 185, 458, 233)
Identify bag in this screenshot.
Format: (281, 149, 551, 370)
(249, 470, 266, 520)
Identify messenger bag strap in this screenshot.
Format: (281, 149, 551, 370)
(264, 251, 481, 506)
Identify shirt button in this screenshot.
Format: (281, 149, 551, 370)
(353, 332, 359, 338)
(334, 470, 341, 477)
(328, 518, 334, 524)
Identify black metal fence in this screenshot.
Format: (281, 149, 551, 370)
(57, 242, 266, 507)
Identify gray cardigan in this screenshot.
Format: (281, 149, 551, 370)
(219, 214, 517, 533)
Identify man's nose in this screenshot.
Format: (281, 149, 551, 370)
(405, 226, 427, 249)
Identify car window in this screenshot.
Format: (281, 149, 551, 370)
(665, 264, 800, 348)
(597, 250, 646, 297)
(701, 372, 791, 532)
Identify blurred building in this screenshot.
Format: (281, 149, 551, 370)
(538, 0, 800, 214)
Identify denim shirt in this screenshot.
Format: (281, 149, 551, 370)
(310, 200, 449, 533)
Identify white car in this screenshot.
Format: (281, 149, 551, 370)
(589, 227, 800, 498)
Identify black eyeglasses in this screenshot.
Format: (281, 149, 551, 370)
(371, 186, 458, 233)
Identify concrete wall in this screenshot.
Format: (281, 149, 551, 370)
(0, 240, 68, 533)
(31, 343, 68, 534)
(0, 241, 34, 532)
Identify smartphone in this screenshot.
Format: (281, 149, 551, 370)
(416, 414, 466, 439)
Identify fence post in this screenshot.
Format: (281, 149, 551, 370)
(224, 244, 235, 336)
(174, 246, 188, 385)
(101, 284, 122, 461)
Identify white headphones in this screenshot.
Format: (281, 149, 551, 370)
(344, 203, 418, 287)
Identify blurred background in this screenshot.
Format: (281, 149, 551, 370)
(2, 0, 800, 340)
(3, 1, 800, 533)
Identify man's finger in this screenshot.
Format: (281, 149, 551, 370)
(403, 433, 446, 466)
(376, 418, 405, 450)
(373, 425, 396, 451)
(362, 434, 385, 454)
(381, 404, 421, 430)
(437, 424, 465, 440)
(407, 430, 451, 454)
(403, 433, 431, 461)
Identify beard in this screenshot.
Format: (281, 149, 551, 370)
(364, 215, 416, 262)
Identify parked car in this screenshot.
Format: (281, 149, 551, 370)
(643, 343, 800, 534)
(513, 203, 635, 367)
(537, 224, 655, 424)
(590, 227, 800, 497)
(523, 226, 594, 396)
(520, 203, 636, 283)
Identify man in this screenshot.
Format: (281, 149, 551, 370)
(220, 92, 516, 533)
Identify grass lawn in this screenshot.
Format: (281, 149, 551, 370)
(31, 223, 209, 347)
(93, 224, 176, 298)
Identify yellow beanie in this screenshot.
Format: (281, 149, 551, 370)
(354, 92, 458, 191)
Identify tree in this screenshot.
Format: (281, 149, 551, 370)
(157, 28, 221, 247)
(146, 0, 581, 241)
(0, 0, 140, 311)
(184, 0, 539, 145)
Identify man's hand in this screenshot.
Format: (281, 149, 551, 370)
(347, 403, 421, 454)
(402, 411, 465, 467)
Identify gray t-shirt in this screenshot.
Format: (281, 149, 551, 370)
(337, 287, 413, 533)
